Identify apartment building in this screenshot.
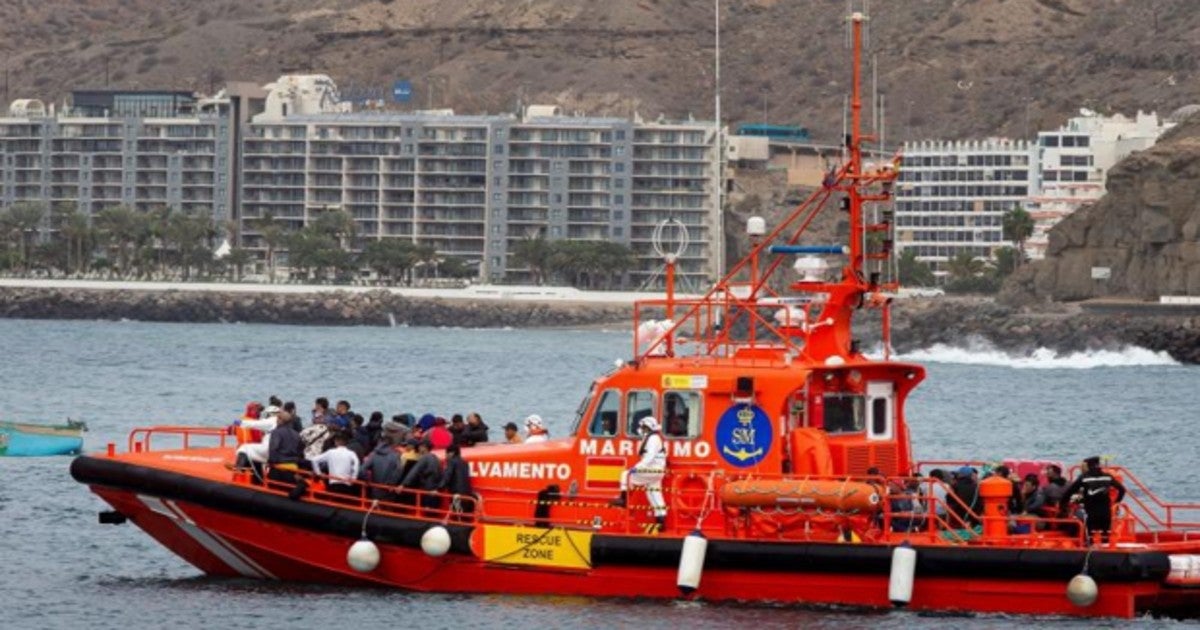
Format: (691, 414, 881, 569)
(895, 138, 1036, 274)
(243, 76, 721, 286)
(0, 93, 233, 224)
(0, 75, 720, 285)
(1029, 110, 1171, 259)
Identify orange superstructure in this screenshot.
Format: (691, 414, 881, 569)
(70, 9, 1200, 620)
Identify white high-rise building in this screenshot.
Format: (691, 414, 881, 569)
(895, 138, 1036, 275)
(243, 77, 722, 286)
(1028, 110, 1172, 259)
(0, 93, 233, 223)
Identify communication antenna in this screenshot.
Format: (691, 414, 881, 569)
(652, 216, 690, 262)
(638, 217, 694, 293)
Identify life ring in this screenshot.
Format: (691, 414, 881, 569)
(671, 473, 712, 521)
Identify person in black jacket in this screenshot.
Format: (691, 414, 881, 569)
(949, 466, 982, 527)
(400, 439, 442, 512)
(267, 411, 305, 485)
(440, 444, 474, 515)
(462, 412, 490, 446)
(1060, 456, 1126, 542)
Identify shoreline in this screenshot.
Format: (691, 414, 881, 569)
(1, 282, 1197, 363)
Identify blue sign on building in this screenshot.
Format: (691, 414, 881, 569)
(393, 80, 413, 103)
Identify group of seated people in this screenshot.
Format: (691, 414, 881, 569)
(232, 396, 558, 511)
(874, 461, 1098, 535)
(230, 396, 533, 513)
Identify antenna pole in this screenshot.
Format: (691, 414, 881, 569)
(848, 11, 865, 276)
(712, 0, 724, 277)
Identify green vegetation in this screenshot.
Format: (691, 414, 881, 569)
(0, 204, 635, 289)
(1002, 208, 1034, 268)
(512, 235, 635, 289)
(897, 250, 935, 287)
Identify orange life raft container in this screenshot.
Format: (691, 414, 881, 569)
(719, 479, 881, 512)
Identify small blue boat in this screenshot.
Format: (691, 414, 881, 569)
(0, 420, 86, 456)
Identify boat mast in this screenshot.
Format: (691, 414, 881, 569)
(847, 10, 866, 284)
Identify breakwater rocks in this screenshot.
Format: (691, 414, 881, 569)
(882, 298, 1200, 364)
(0, 286, 630, 329)
(2, 287, 1198, 364)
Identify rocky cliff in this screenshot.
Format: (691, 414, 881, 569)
(1002, 116, 1200, 303)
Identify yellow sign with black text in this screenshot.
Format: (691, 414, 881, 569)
(662, 374, 709, 390)
(481, 524, 593, 570)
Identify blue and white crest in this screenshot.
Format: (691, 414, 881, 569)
(715, 403, 772, 468)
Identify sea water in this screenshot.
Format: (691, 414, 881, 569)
(0, 319, 1194, 629)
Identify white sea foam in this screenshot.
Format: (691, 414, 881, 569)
(895, 339, 1179, 369)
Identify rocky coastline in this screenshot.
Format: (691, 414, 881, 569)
(2, 286, 1197, 364)
(0, 286, 630, 329)
(882, 298, 1200, 364)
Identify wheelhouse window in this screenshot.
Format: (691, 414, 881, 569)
(823, 394, 864, 433)
(626, 390, 656, 434)
(588, 389, 621, 437)
(663, 390, 702, 438)
(570, 385, 595, 434)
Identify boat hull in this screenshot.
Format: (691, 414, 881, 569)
(0, 422, 83, 456)
(71, 456, 1197, 620)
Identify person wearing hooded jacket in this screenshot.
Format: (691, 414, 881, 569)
(360, 439, 402, 500)
(400, 439, 442, 512)
(440, 444, 474, 515)
(609, 416, 668, 528)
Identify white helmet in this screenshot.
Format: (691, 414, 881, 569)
(524, 414, 544, 430)
(639, 416, 661, 433)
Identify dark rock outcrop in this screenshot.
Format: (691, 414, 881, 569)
(1002, 116, 1200, 304)
(877, 298, 1200, 364)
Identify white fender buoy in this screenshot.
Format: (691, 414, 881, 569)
(1067, 573, 1098, 607)
(676, 530, 708, 594)
(887, 542, 917, 607)
(421, 525, 451, 557)
(347, 538, 380, 573)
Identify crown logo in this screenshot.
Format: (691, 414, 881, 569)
(737, 406, 754, 425)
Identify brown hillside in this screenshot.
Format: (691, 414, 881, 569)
(1, 0, 1197, 142)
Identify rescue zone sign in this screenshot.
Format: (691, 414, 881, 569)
(479, 524, 593, 570)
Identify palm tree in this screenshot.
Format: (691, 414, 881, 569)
(1002, 207, 1034, 267)
(361, 238, 420, 285)
(166, 211, 213, 281)
(897, 249, 935, 287)
(946, 251, 987, 281)
(95, 205, 141, 276)
(250, 211, 286, 283)
(992, 246, 1020, 279)
(311, 208, 357, 252)
(2, 202, 47, 271)
(223, 247, 254, 282)
(53, 204, 93, 275)
(511, 234, 554, 285)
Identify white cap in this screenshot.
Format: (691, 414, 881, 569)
(639, 416, 661, 432)
(524, 414, 544, 430)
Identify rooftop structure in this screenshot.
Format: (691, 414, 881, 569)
(70, 90, 199, 118)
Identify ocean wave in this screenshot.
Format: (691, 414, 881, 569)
(895, 339, 1179, 369)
